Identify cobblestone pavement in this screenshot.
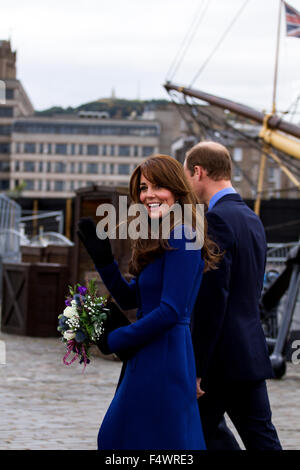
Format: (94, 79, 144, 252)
(0, 332, 299, 450)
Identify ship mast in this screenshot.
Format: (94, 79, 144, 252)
(272, 0, 283, 114)
(257, 0, 284, 215)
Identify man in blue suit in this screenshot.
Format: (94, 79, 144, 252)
(184, 141, 282, 450)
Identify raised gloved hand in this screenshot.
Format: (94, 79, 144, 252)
(77, 217, 114, 269)
(97, 301, 137, 361)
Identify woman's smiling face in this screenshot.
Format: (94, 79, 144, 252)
(139, 173, 176, 219)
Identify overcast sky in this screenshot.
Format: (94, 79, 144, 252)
(2, 0, 300, 115)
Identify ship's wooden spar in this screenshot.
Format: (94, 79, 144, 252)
(164, 82, 300, 160)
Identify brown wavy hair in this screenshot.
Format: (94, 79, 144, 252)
(128, 154, 222, 276)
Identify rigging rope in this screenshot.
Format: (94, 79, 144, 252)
(184, 98, 257, 192)
(166, 89, 300, 197)
(166, 0, 210, 82)
(189, 0, 250, 87)
(186, 96, 300, 179)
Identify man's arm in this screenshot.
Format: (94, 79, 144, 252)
(192, 211, 235, 379)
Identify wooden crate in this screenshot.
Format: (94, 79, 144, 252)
(1, 262, 69, 337)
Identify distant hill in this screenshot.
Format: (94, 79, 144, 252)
(35, 98, 170, 118)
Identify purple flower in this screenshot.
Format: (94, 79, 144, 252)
(65, 298, 72, 307)
(75, 330, 87, 343)
(78, 286, 87, 296)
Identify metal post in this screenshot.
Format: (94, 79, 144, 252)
(254, 145, 267, 216)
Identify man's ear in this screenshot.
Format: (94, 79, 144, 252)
(194, 165, 205, 181)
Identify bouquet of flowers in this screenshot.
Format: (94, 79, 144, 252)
(58, 280, 109, 371)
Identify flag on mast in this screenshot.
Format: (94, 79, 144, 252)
(284, 1, 300, 37)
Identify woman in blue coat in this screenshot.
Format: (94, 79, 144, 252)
(78, 155, 221, 450)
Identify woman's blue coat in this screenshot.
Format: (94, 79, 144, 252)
(96, 226, 206, 450)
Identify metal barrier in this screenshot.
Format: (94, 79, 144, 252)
(262, 243, 300, 378)
(20, 210, 64, 237)
(267, 242, 300, 270)
(0, 194, 22, 302)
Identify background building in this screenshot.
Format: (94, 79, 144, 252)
(0, 40, 298, 203)
(0, 41, 185, 200)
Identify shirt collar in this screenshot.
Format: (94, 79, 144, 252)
(208, 187, 237, 211)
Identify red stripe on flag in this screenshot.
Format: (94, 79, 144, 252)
(286, 14, 300, 25)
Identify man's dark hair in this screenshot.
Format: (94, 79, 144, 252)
(185, 141, 232, 181)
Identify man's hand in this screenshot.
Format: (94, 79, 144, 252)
(196, 377, 205, 399)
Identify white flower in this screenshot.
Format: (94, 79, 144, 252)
(64, 306, 77, 319)
(63, 330, 76, 340)
(71, 300, 77, 307)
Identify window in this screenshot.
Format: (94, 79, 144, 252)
(39, 162, 44, 172)
(102, 145, 107, 156)
(134, 146, 139, 157)
(142, 146, 154, 157)
(24, 143, 36, 154)
(119, 145, 130, 157)
(0, 125, 11, 135)
(0, 143, 10, 154)
(86, 163, 98, 174)
(71, 144, 76, 155)
(13, 121, 160, 136)
(46, 180, 51, 191)
(87, 144, 98, 156)
(118, 164, 130, 175)
(39, 143, 44, 154)
(268, 167, 276, 182)
(233, 148, 243, 162)
(24, 161, 35, 172)
(0, 161, 10, 172)
(15, 143, 21, 153)
(0, 107, 13, 117)
(54, 181, 65, 191)
(79, 144, 83, 155)
(24, 180, 34, 190)
(0, 179, 9, 190)
(78, 162, 83, 173)
(233, 166, 242, 181)
(47, 143, 52, 154)
(110, 145, 115, 156)
(15, 161, 20, 172)
(47, 162, 51, 172)
(55, 144, 67, 155)
(70, 162, 75, 173)
(55, 162, 66, 173)
(5, 88, 14, 100)
(38, 180, 43, 191)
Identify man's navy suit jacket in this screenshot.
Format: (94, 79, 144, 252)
(191, 193, 274, 382)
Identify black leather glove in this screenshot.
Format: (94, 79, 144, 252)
(97, 301, 138, 361)
(77, 217, 114, 269)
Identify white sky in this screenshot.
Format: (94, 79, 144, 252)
(1, 0, 300, 114)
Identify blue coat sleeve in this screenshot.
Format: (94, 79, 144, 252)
(96, 261, 138, 310)
(107, 227, 204, 354)
(191, 211, 234, 378)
